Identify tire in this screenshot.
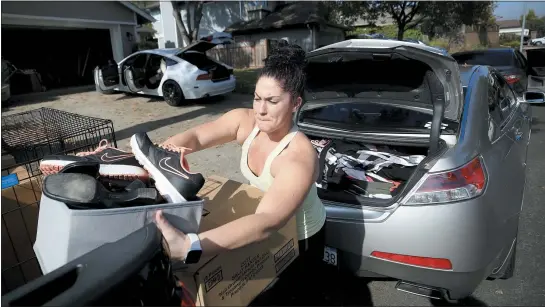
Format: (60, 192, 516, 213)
(162, 80, 185, 106)
(535, 41, 542, 45)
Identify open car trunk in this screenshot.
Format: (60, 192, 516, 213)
(307, 134, 447, 207)
(526, 47, 545, 93)
(298, 40, 462, 207)
(175, 41, 232, 82)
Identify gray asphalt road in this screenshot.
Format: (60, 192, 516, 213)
(4, 91, 545, 306)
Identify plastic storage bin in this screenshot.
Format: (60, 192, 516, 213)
(33, 193, 204, 274)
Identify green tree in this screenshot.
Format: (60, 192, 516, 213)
(520, 9, 545, 37)
(355, 1, 495, 40)
(420, 1, 496, 40)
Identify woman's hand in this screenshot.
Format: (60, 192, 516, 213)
(155, 210, 191, 261)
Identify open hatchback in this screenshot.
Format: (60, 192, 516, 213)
(526, 47, 545, 94)
(297, 39, 465, 207)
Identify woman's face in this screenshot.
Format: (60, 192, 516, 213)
(253, 76, 302, 134)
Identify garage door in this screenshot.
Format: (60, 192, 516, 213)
(2, 26, 114, 94)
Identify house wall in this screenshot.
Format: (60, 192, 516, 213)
(2, 1, 134, 23)
(152, 1, 247, 48)
(235, 28, 314, 52)
(159, 1, 179, 48)
(148, 7, 165, 48)
(317, 25, 345, 48)
(120, 24, 137, 57)
(500, 27, 530, 36)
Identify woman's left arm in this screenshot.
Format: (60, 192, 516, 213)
(156, 150, 317, 261)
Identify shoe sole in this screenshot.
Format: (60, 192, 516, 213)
(130, 135, 187, 203)
(40, 160, 149, 181)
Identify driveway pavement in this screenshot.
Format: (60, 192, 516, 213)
(3, 90, 545, 306)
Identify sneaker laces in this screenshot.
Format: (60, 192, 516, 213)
(157, 143, 193, 155)
(157, 143, 193, 171)
(76, 139, 112, 156)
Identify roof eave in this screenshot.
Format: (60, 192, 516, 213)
(118, 1, 156, 23)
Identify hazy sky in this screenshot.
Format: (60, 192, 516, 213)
(494, 1, 545, 20)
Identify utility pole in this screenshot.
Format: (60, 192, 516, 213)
(520, 2, 527, 52)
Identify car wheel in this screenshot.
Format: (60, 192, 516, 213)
(536, 41, 543, 45)
(162, 80, 185, 106)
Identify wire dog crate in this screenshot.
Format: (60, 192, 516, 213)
(1, 107, 117, 294)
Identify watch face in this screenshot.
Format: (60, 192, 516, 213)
(185, 250, 202, 264)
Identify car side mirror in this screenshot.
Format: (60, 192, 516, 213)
(523, 91, 545, 104)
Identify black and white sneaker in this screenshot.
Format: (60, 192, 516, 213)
(40, 140, 149, 181)
(130, 132, 205, 203)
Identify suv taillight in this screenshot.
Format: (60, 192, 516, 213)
(503, 74, 520, 84)
(403, 156, 486, 205)
(196, 73, 211, 80)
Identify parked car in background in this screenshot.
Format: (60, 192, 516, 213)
(299, 39, 545, 301)
(451, 48, 530, 95)
(525, 47, 545, 94)
(94, 37, 235, 106)
(530, 36, 545, 46)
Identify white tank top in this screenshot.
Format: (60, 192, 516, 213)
(240, 125, 326, 241)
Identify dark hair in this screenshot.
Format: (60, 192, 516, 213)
(258, 41, 307, 99)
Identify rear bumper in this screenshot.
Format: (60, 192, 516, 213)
(337, 249, 491, 299)
(184, 75, 236, 99)
(323, 198, 515, 300)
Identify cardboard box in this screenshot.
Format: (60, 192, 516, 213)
(175, 176, 299, 307)
(1, 165, 43, 293)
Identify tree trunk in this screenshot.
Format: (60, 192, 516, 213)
(397, 26, 405, 40)
(190, 2, 204, 42)
(172, 1, 190, 46)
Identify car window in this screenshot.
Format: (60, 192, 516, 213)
(298, 102, 459, 133)
(487, 73, 506, 125)
(515, 51, 528, 68)
(126, 54, 148, 69)
(488, 73, 514, 126)
(513, 51, 525, 69)
(452, 52, 514, 66)
(495, 72, 517, 108)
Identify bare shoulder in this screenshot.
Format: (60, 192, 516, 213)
(289, 133, 318, 166)
(273, 132, 318, 179)
(230, 108, 255, 144)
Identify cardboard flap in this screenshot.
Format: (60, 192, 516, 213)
(197, 176, 264, 232)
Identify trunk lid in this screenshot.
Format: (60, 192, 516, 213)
(526, 47, 545, 76)
(179, 33, 233, 54)
(300, 39, 464, 153)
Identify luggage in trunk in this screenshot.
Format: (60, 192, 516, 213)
(309, 136, 429, 205)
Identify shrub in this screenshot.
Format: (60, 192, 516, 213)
(502, 41, 520, 49)
(347, 24, 424, 40)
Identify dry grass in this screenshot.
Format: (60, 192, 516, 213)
(234, 68, 260, 94)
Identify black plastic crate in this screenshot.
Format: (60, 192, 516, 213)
(1, 108, 117, 294)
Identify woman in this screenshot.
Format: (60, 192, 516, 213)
(155, 42, 327, 302)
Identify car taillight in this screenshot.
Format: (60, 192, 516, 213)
(503, 74, 521, 84)
(196, 73, 211, 80)
(403, 156, 486, 205)
(371, 251, 453, 270)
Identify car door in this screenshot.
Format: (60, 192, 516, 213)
(94, 61, 119, 92)
(491, 71, 527, 216)
(513, 50, 529, 93)
(123, 53, 148, 93)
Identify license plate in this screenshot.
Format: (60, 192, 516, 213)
(323, 246, 338, 266)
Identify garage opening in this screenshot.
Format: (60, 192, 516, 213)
(1, 26, 114, 95)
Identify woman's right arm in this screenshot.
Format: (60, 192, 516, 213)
(161, 108, 250, 152)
